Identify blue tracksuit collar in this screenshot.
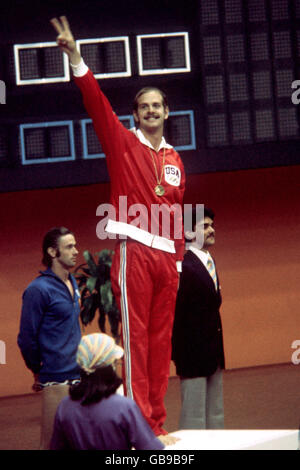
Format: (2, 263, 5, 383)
(39, 267, 74, 282)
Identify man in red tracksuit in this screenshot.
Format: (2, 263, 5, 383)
(51, 17, 185, 443)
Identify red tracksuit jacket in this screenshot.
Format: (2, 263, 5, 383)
(74, 70, 185, 260)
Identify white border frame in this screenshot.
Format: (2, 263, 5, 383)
(76, 37, 131, 78)
(14, 42, 70, 86)
(20, 121, 75, 165)
(136, 32, 191, 76)
(169, 111, 196, 151)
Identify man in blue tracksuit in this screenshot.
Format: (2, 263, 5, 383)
(17, 226, 82, 449)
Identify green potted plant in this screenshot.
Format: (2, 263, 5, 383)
(74, 249, 121, 342)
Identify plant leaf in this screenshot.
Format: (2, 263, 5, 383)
(83, 250, 97, 277)
(100, 280, 113, 311)
(86, 276, 97, 293)
(74, 249, 120, 340)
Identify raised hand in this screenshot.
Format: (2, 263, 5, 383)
(50, 16, 81, 65)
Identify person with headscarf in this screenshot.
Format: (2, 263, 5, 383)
(50, 333, 165, 450)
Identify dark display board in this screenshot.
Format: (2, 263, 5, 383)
(1, 0, 300, 192)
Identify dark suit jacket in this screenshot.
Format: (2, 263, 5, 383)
(172, 249, 225, 378)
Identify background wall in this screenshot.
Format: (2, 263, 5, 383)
(1, 165, 300, 397)
(2, 0, 300, 191)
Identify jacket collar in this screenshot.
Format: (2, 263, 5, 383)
(130, 127, 173, 151)
(188, 245, 211, 267)
(39, 268, 74, 283)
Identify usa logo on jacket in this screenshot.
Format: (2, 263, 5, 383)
(164, 165, 181, 187)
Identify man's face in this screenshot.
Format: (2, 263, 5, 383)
(56, 234, 78, 269)
(133, 90, 169, 133)
(194, 216, 215, 250)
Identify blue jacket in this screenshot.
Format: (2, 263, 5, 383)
(17, 268, 82, 384)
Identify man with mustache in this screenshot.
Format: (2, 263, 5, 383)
(172, 207, 226, 429)
(18, 227, 82, 449)
(51, 17, 185, 444)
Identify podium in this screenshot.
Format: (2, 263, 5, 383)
(165, 429, 299, 450)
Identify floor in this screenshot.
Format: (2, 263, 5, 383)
(1, 363, 299, 450)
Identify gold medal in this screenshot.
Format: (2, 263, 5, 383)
(149, 147, 166, 197)
(154, 184, 165, 196)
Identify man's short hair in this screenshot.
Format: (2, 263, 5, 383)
(42, 226, 73, 267)
(133, 86, 168, 112)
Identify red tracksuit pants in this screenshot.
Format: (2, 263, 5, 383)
(110, 239, 179, 436)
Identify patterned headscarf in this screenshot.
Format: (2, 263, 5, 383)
(77, 333, 123, 374)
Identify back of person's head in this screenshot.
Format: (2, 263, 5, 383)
(70, 333, 124, 406)
(42, 226, 73, 267)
